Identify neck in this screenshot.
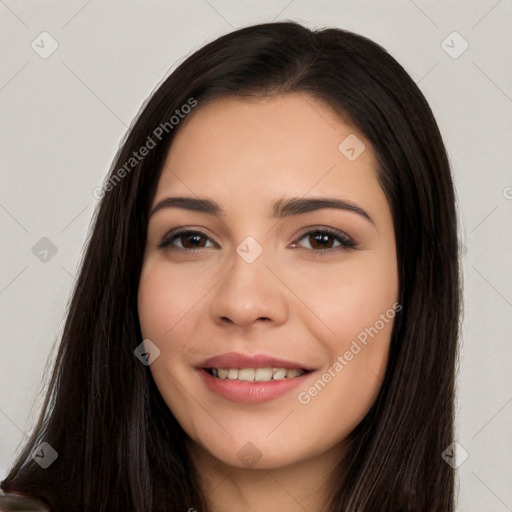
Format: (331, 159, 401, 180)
(187, 440, 345, 512)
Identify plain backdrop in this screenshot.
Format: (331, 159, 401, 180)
(1, 1, 511, 510)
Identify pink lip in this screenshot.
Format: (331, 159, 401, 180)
(199, 352, 313, 371)
(198, 368, 312, 404)
(197, 352, 315, 404)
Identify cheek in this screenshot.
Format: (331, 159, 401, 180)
(293, 272, 397, 438)
(137, 262, 205, 342)
(137, 265, 202, 419)
(138, 267, 172, 340)
(294, 252, 398, 342)
(292, 250, 398, 402)
(137, 261, 213, 408)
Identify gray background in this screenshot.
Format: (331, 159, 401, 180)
(1, 1, 511, 510)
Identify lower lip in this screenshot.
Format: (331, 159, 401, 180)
(199, 369, 311, 404)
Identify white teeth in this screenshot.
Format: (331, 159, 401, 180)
(209, 367, 305, 381)
(272, 367, 286, 380)
(227, 368, 239, 380)
(217, 368, 228, 379)
(238, 368, 255, 381)
(285, 368, 302, 378)
(254, 367, 273, 381)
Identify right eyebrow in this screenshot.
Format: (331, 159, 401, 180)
(150, 197, 221, 218)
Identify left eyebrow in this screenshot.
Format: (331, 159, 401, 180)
(150, 196, 376, 229)
(272, 197, 375, 227)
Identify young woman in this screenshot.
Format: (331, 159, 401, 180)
(1, 22, 460, 511)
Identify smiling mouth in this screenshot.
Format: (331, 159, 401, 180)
(205, 367, 310, 382)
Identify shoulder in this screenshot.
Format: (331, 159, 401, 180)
(0, 490, 50, 511)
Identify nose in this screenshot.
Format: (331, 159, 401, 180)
(209, 247, 289, 329)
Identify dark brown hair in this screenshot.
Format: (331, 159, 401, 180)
(1, 21, 460, 511)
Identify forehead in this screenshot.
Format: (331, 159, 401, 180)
(154, 93, 384, 215)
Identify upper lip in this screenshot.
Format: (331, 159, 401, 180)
(199, 352, 314, 371)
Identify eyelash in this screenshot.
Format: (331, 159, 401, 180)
(157, 227, 357, 254)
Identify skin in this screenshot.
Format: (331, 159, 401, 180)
(138, 93, 399, 511)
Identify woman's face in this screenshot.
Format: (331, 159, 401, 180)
(138, 93, 398, 470)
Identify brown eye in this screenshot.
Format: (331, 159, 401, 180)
(292, 228, 356, 252)
(180, 233, 209, 249)
(307, 232, 337, 250)
(158, 230, 215, 251)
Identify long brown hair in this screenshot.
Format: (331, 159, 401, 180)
(1, 22, 460, 511)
